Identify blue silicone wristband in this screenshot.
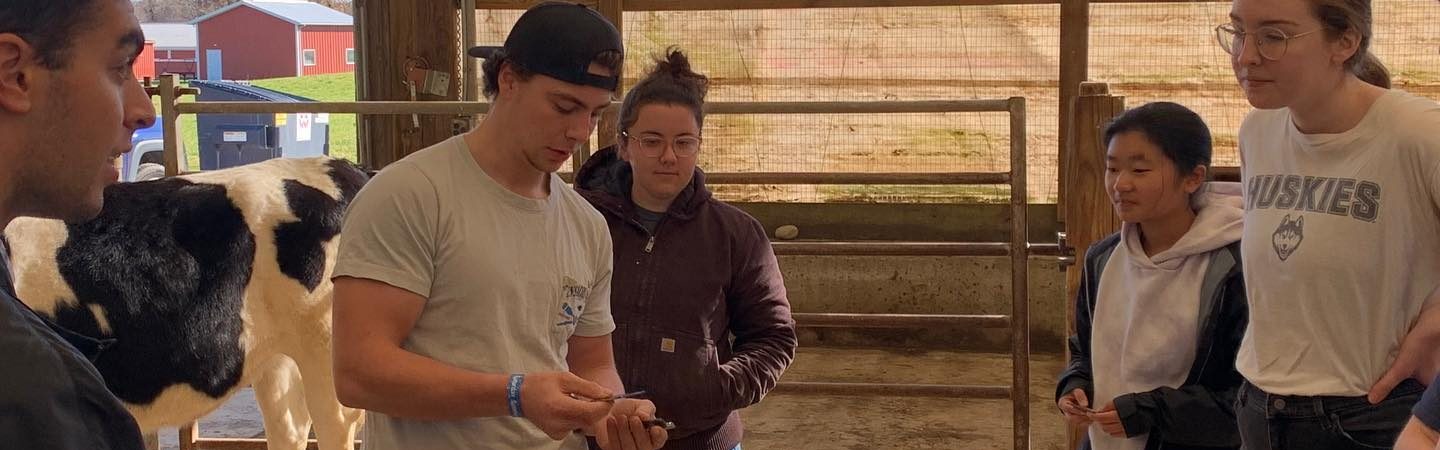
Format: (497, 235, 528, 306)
(507, 374, 525, 417)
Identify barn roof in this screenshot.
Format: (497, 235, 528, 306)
(139, 23, 197, 49)
(191, 1, 353, 27)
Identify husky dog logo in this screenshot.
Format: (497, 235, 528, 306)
(1272, 214, 1304, 261)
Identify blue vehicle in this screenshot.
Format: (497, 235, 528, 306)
(122, 115, 188, 182)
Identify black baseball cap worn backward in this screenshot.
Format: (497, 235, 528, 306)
(468, 1, 624, 92)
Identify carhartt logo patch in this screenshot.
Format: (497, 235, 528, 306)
(660, 338, 676, 353)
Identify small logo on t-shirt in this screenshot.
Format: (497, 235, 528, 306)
(556, 303, 578, 327)
(556, 277, 588, 328)
(1272, 214, 1304, 261)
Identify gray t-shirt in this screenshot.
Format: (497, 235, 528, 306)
(633, 206, 663, 234)
(333, 135, 615, 450)
(1238, 89, 1440, 396)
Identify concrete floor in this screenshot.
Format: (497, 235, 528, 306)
(160, 347, 1068, 450)
(155, 388, 266, 449)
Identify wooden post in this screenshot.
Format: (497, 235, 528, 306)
(462, 0, 479, 102)
(1058, 0, 1089, 223)
(177, 423, 198, 450)
(586, 0, 624, 170)
(1061, 81, 1123, 450)
(358, 0, 461, 169)
(353, 0, 369, 166)
(160, 74, 180, 176)
(1008, 96, 1030, 450)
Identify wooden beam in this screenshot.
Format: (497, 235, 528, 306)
(773, 241, 1013, 256)
(1089, 0, 1227, 3)
(557, 170, 1016, 185)
(474, 0, 599, 8)
(178, 424, 198, 450)
(589, 0, 624, 169)
(706, 100, 1012, 114)
(634, 0, 1060, 8)
(1213, 165, 1239, 182)
(175, 100, 1012, 115)
(773, 382, 1012, 399)
(358, 0, 461, 169)
(476, 0, 1221, 10)
(1061, 81, 1123, 450)
(705, 171, 1010, 185)
(1057, 0, 1089, 223)
(183, 438, 345, 450)
(793, 313, 1011, 329)
(160, 74, 180, 177)
(1007, 95, 1030, 450)
(355, 0, 373, 166)
(462, 0, 479, 102)
(178, 101, 491, 115)
(479, 0, 1059, 9)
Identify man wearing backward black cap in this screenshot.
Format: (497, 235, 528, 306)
(331, 3, 667, 449)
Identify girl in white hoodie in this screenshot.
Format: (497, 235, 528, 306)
(1056, 102, 1248, 450)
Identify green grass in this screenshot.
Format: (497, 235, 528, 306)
(252, 73, 359, 164)
(251, 73, 357, 102)
(904, 128, 994, 158)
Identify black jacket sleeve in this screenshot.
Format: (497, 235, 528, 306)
(1055, 235, 1119, 408)
(0, 299, 146, 450)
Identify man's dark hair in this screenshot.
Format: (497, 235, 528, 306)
(0, 0, 108, 69)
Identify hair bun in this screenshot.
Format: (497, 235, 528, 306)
(652, 47, 709, 97)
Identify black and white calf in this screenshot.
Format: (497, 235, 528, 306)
(3, 157, 367, 450)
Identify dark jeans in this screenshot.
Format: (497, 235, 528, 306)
(1236, 379, 1424, 450)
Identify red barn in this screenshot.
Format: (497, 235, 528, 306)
(192, 0, 354, 81)
(134, 41, 156, 80)
(140, 23, 198, 79)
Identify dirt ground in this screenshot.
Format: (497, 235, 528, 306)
(742, 348, 1068, 450)
(160, 348, 1067, 450)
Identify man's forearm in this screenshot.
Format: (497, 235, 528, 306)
(566, 333, 625, 395)
(572, 361, 625, 395)
(336, 343, 510, 420)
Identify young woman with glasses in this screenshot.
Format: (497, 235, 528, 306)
(1220, 0, 1440, 448)
(574, 48, 797, 450)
